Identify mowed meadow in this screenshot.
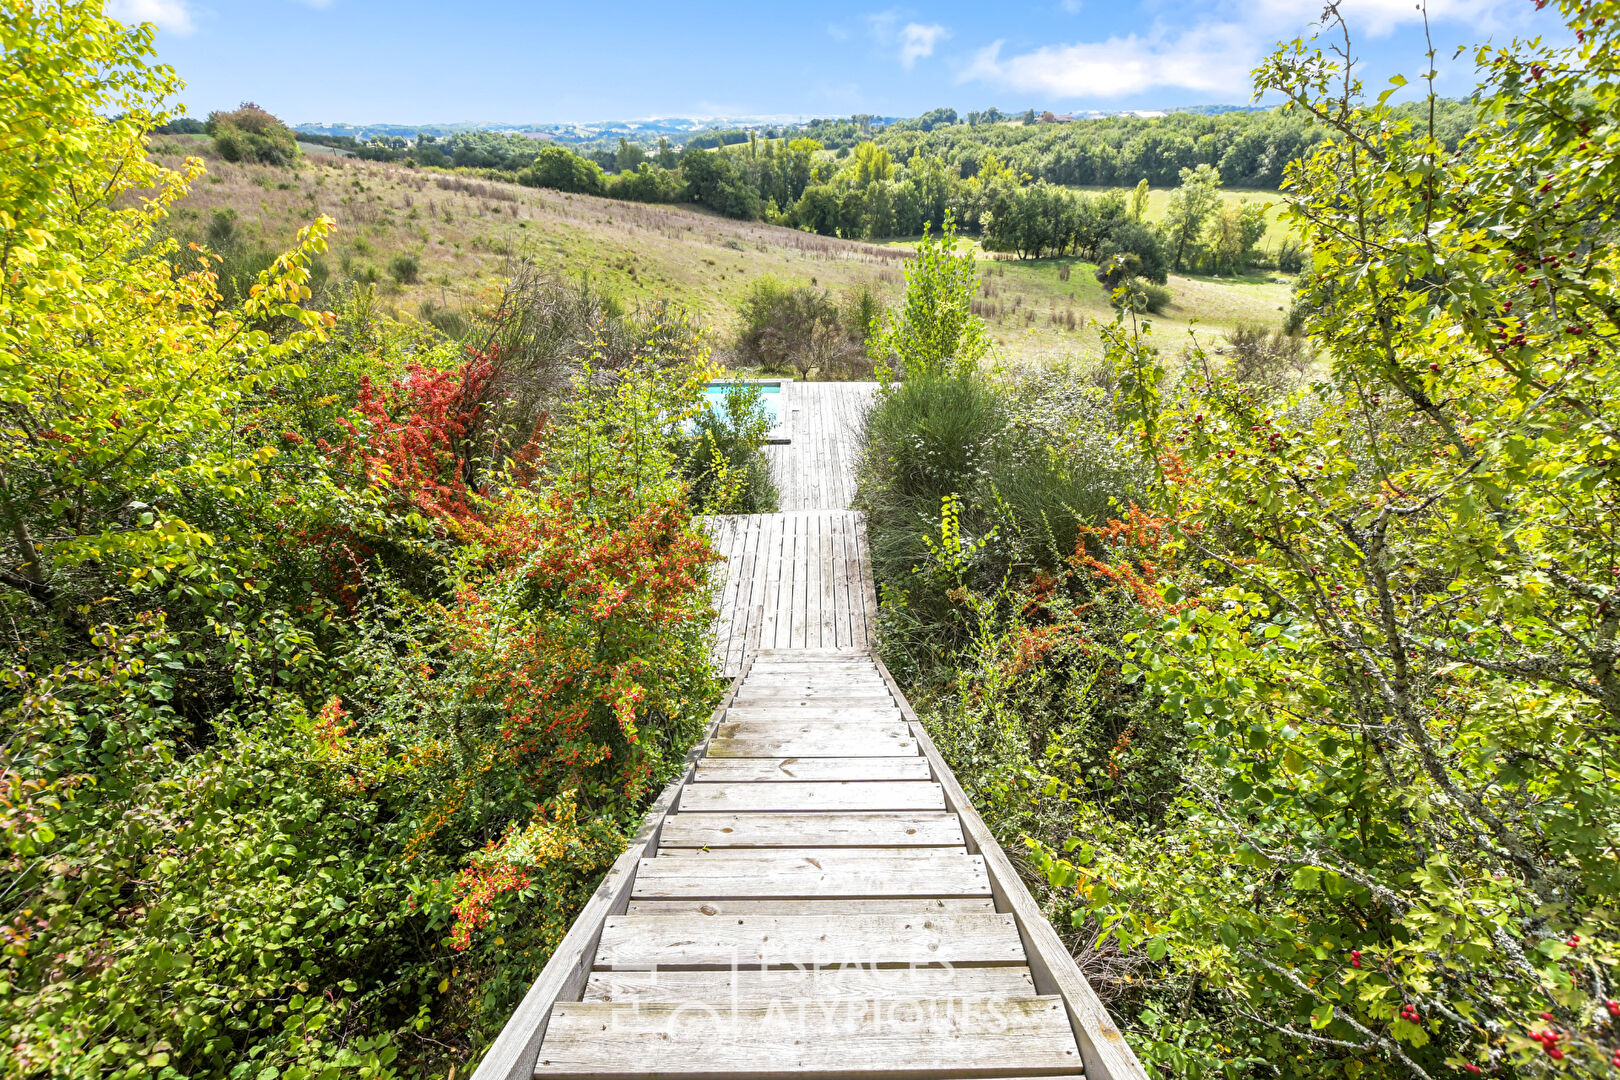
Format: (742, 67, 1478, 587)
(149, 135, 1289, 364)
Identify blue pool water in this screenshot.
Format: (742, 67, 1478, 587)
(702, 381, 782, 429)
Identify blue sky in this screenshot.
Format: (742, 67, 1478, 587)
(113, 0, 1565, 125)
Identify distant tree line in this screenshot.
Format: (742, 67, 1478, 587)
(155, 103, 1462, 278)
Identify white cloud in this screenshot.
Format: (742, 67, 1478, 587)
(106, 0, 195, 34)
(866, 9, 901, 41)
(960, 22, 1255, 98)
(1251, 0, 1522, 37)
(865, 10, 950, 69)
(898, 22, 949, 68)
(956, 0, 1545, 102)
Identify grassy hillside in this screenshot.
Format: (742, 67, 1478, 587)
(151, 135, 1288, 365)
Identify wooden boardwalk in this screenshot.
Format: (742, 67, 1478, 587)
(764, 382, 875, 512)
(477, 650, 1146, 1080)
(704, 512, 878, 678)
(704, 381, 881, 677)
(472, 382, 1146, 1080)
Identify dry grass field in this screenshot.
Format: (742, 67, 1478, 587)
(151, 135, 1289, 365)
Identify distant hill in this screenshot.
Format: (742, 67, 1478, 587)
(293, 116, 821, 147)
(291, 107, 1265, 149)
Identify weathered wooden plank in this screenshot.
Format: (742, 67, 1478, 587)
(831, 511, 851, 648)
(733, 686, 893, 701)
(730, 688, 893, 704)
(630, 853, 991, 900)
(593, 912, 1025, 969)
(818, 512, 837, 649)
(714, 719, 910, 740)
(657, 847, 969, 860)
(726, 516, 761, 677)
(692, 757, 932, 782)
(720, 709, 904, 725)
(744, 669, 881, 681)
(760, 512, 785, 653)
(741, 515, 770, 663)
(677, 781, 945, 813)
(624, 899, 996, 916)
(658, 811, 964, 849)
(740, 667, 881, 678)
(582, 965, 1038, 1003)
(791, 512, 809, 650)
(856, 512, 880, 631)
(714, 516, 745, 671)
(534, 996, 1081, 1078)
(706, 734, 918, 758)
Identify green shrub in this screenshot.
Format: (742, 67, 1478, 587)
(1223, 322, 1309, 386)
(207, 102, 299, 166)
(858, 363, 1142, 679)
(419, 299, 470, 339)
(388, 252, 421, 284)
(1138, 281, 1171, 314)
(1274, 236, 1305, 273)
(733, 276, 869, 379)
(517, 145, 607, 195)
(679, 383, 780, 514)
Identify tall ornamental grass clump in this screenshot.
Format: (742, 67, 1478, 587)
(858, 220, 1143, 679)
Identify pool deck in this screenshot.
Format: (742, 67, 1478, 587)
(763, 382, 874, 511)
(705, 382, 879, 676)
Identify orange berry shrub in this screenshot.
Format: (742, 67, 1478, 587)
(0, 7, 724, 1077)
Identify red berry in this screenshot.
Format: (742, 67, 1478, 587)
(1541, 1012, 1554, 1022)
(1548, 1047, 1564, 1060)
(1464, 1066, 1480, 1076)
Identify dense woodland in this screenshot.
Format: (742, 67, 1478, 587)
(4, 1, 1620, 1080)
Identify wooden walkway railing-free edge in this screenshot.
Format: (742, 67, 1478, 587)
(469, 651, 1147, 1080)
(469, 660, 755, 1080)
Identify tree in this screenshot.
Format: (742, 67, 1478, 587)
(1159, 163, 1220, 271)
(862, 180, 896, 238)
(1204, 199, 1268, 273)
(1072, 189, 1130, 260)
(868, 215, 990, 380)
(1129, 177, 1150, 221)
(850, 141, 894, 187)
(1084, 1, 1620, 1073)
(207, 102, 300, 166)
(1, 14, 330, 631)
(789, 184, 843, 235)
(519, 144, 607, 194)
(615, 137, 646, 173)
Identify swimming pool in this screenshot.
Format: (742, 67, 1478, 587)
(699, 380, 789, 442)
